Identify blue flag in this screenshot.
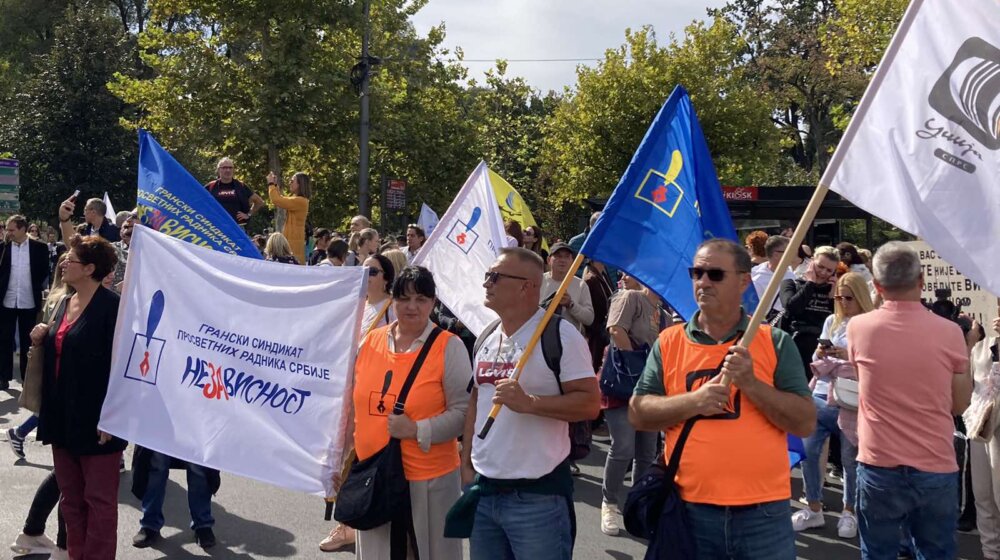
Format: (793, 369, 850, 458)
(579, 86, 758, 320)
(136, 130, 261, 259)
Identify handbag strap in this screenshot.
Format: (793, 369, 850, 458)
(664, 329, 744, 479)
(392, 327, 443, 415)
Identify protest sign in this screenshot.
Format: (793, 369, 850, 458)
(905, 240, 999, 327)
(99, 226, 366, 496)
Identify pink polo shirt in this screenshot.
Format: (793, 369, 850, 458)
(847, 300, 968, 473)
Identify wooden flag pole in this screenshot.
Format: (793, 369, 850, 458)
(727, 184, 831, 382)
(477, 253, 586, 439)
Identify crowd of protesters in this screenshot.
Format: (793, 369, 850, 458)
(0, 159, 996, 560)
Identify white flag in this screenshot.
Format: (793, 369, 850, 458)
(824, 0, 1000, 295)
(412, 162, 505, 335)
(100, 226, 366, 496)
(103, 191, 116, 223)
(417, 202, 439, 236)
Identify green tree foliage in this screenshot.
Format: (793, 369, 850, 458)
(539, 21, 791, 235)
(0, 4, 138, 220)
(822, 0, 908, 74)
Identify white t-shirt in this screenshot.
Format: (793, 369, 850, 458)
(472, 309, 594, 479)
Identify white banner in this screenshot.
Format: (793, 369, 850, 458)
(99, 226, 367, 496)
(103, 191, 117, 223)
(824, 0, 1000, 299)
(905, 240, 999, 327)
(412, 162, 505, 335)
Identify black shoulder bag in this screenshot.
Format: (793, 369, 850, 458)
(335, 327, 442, 537)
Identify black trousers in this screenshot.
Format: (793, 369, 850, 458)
(0, 305, 39, 382)
(24, 470, 66, 549)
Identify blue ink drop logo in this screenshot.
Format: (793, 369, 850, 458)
(124, 290, 167, 385)
(446, 207, 482, 254)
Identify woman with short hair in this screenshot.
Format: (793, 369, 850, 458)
(31, 235, 124, 559)
(745, 230, 768, 265)
(264, 232, 299, 265)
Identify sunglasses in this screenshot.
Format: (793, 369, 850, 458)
(833, 295, 855, 302)
(484, 271, 528, 284)
(688, 267, 744, 282)
(368, 268, 382, 277)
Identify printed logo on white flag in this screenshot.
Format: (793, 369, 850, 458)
(100, 226, 366, 496)
(412, 162, 505, 335)
(824, 0, 1000, 298)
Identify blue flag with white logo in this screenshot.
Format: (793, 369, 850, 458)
(136, 129, 261, 259)
(579, 86, 758, 320)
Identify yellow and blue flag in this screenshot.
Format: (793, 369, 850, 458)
(580, 86, 758, 320)
(137, 130, 261, 259)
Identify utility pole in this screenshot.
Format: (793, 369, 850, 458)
(357, 0, 372, 218)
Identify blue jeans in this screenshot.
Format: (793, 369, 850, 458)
(140, 451, 214, 531)
(802, 395, 840, 503)
(470, 491, 572, 560)
(857, 463, 958, 560)
(685, 500, 796, 559)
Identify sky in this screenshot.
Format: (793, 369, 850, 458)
(410, 0, 729, 93)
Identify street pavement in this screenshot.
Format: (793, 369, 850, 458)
(0, 381, 987, 559)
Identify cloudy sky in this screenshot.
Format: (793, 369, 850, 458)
(410, 0, 729, 93)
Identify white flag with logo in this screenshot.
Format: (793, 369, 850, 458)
(824, 0, 1000, 294)
(99, 226, 366, 496)
(412, 162, 505, 335)
(417, 203, 439, 236)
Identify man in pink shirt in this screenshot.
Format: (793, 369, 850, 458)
(848, 241, 978, 560)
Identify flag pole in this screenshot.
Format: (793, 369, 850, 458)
(728, 184, 830, 381)
(477, 253, 586, 439)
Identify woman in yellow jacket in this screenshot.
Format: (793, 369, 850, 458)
(266, 171, 310, 264)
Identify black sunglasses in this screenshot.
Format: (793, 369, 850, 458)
(484, 271, 528, 284)
(688, 267, 745, 282)
(368, 268, 382, 277)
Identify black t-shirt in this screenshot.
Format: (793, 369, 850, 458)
(308, 249, 327, 266)
(779, 279, 834, 336)
(205, 179, 252, 224)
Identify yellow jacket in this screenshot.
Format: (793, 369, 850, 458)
(268, 185, 309, 264)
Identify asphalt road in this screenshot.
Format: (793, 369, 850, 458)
(0, 380, 987, 559)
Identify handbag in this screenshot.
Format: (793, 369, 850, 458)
(599, 342, 650, 401)
(334, 327, 442, 531)
(832, 377, 859, 411)
(18, 345, 44, 414)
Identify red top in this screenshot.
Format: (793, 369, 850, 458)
(54, 313, 77, 378)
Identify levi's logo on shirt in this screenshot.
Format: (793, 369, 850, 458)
(214, 188, 237, 199)
(475, 360, 515, 386)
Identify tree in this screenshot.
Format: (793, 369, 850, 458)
(821, 0, 907, 74)
(539, 21, 790, 238)
(0, 4, 138, 220)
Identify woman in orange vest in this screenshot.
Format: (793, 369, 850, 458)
(351, 265, 471, 559)
(265, 171, 310, 264)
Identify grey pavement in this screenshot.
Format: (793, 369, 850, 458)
(0, 380, 987, 559)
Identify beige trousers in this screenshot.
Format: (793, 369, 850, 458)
(356, 468, 463, 560)
(972, 439, 1000, 560)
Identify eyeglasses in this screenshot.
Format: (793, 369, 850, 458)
(368, 268, 382, 277)
(688, 267, 745, 282)
(833, 295, 855, 302)
(484, 271, 528, 285)
(65, 258, 84, 265)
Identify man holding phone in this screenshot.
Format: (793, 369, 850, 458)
(58, 194, 120, 243)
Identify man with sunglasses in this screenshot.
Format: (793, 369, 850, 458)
(456, 247, 600, 560)
(630, 238, 814, 559)
(778, 246, 839, 377)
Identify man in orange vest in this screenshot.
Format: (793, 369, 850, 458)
(629, 238, 816, 559)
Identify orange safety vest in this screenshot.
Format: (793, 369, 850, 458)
(353, 326, 460, 481)
(659, 323, 789, 505)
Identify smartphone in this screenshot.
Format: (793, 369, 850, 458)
(70, 189, 80, 201)
(818, 338, 834, 348)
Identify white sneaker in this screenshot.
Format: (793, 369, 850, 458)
(10, 532, 56, 555)
(791, 508, 825, 531)
(50, 547, 70, 560)
(837, 511, 858, 539)
(601, 501, 620, 536)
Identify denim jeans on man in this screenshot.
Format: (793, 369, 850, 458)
(140, 450, 214, 531)
(685, 499, 796, 559)
(803, 395, 858, 508)
(470, 491, 572, 560)
(857, 463, 958, 560)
